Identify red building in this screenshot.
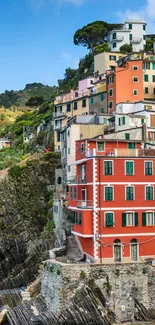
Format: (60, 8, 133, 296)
(68, 138, 155, 264)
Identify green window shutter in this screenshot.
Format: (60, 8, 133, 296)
(105, 188, 108, 200)
(134, 212, 138, 226)
(125, 133, 130, 140)
(128, 142, 136, 149)
(130, 34, 132, 41)
(122, 213, 126, 227)
(142, 212, 146, 226)
(126, 161, 134, 175)
(90, 97, 94, 104)
(129, 24, 132, 29)
(154, 212, 155, 226)
(72, 211, 75, 223)
(118, 118, 121, 126)
(153, 63, 155, 70)
(106, 213, 113, 227)
(144, 74, 148, 82)
(122, 116, 125, 125)
(100, 94, 104, 102)
(153, 75, 155, 82)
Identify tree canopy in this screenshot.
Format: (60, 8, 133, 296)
(120, 43, 132, 54)
(25, 96, 45, 108)
(73, 21, 122, 52)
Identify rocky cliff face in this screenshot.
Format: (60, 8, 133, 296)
(0, 153, 60, 291)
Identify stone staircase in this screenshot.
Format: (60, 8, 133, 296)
(66, 236, 83, 262)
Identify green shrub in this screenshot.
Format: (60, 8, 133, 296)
(80, 270, 86, 280)
(8, 165, 23, 179)
(56, 268, 61, 275)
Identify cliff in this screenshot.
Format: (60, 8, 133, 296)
(0, 152, 61, 291)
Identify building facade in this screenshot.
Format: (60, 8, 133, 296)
(68, 138, 155, 264)
(109, 20, 146, 52)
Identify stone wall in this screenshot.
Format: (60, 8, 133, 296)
(41, 261, 155, 323)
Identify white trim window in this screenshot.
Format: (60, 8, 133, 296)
(104, 212, 114, 227)
(145, 186, 154, 200)
(133, 89, 138, 96)
(126, 186, 134, 201)
(122, 212, 138, 227)
(104, 160, 113, 175)
(104, 186, 114, 201)
(133, 76, 139, 83)
(144, 161, 153, 175)
(97, 141, 105, 152)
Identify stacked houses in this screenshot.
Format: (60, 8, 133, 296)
(53, 19, 155, 264)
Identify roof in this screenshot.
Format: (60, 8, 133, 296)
(125, 19, 146, 24)
(76, 137, 143, 143)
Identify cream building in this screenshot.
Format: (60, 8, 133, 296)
(94, 51, 124, 75)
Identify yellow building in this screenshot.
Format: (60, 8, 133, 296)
(54, 93, 90, 151)
(94, 51, 125, 75)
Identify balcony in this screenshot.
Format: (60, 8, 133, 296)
(86, 148, 155, 158)
(53, 112, 66, 119)
(66, 175, 87, 184)
(130, 37, 142, 44)
(77, 200, 93, 209)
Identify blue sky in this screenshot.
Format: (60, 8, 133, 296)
(0, 0, 154, 93)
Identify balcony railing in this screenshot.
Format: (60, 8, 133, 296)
(66, 176, 87, 184)
(115, 36, 124, 41)
(86, 148, 155, 158)
(53, 112, 66, 118)
(77, 200, 93, 209)
(130, 37, 142, 44)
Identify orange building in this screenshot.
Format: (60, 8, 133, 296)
(68, 138, 155, 264)
(106, 60, 144, 113)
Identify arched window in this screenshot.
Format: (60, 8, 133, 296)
(130, 238, 138, 261)
(57, 176, 62, 185)
(114, 239, 121, 262)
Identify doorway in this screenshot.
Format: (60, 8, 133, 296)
(114, 239, 121, 262)
(130, 239, 138, 262)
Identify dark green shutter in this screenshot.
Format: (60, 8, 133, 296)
(142, 212, 146, 226)
(134, 212, 138, 226)
(122, 213, 126, 227)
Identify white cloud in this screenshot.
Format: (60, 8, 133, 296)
(60, 51, 79, 69)
(60, 52, 72, 60)
(29, 0, 86, 11)
(117, 0, 155, 33)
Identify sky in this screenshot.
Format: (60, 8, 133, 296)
(0, 0, 154, 93)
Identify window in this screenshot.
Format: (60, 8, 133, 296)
(81, 143, 84, 154)
(57, 176, 62, 185)
(101, 108, 104, 113)
(145, 87, 149, 94)
(145, 161, 153, 175)
(141, 118, 144, 125)
(70, 187, 72, 199)
(122, 212, 138, 227)
(145, 186, 153, 200)
(109, 101, 113, 109)
(133, 90, 138, 96)
(128, 142, 136, 149)
(112, 32, 116, 40)
(113, 42, 116, 48)
(105, 213, 114, 227)
(126, 186, 134, 200)
(90, 80, 94, 84)
(104, 161, 113, 175)
(109, 55, 116, 60)
(125, 133, 130, 140)
(74, 187, 76, 200)
(143, 35, 146, 40)
(122, 116, 125, 125)
(153, 76, 155, 82)
(67, 103, 71, 112)
(133, 77, 139, 83)
(144, 62, 150, 70)
(142, 212, 155, 226)
(82, 99, 86, 107)
(68, 148, 70, 154)
(57, 131, 60, 142)
(97, 141, 104, 151)
(68, 166, 71, 172)
(80, 165, 86, 182)
(108, 75, 114, 84)
(90, 97, 94, 104)
(130, 34, 132, 41)
(77, 212, 82, 225)
(125, 161, 134, 175)
(74, 101, 77, 110)
(143, 24, 146, 30)
(109, 88, 113, 97)
(154, 88, 155, 95)
(153, 63, 155, 70)
(133, 66, 138, 70)
(105, 187, 113, 201)
(129, 23, 132, 30)
(118, 118, 121, 126)
(100, 94, 104, 102)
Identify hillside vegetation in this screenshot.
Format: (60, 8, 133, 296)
(0, 83, 57, 109)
